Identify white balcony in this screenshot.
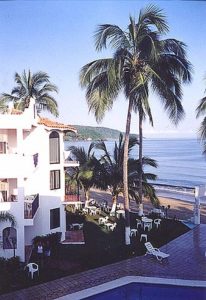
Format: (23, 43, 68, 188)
(0, 154, 34, 178)
(24, 194, 39, 226)
(0, 201, 19, 213)
(63, 151, 79, 168)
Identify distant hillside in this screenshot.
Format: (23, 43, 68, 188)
(65, 125, 137, 141)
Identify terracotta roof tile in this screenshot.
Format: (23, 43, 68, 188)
(38, 117, 76, 132)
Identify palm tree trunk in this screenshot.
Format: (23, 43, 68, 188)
(138, 110, 144, 216)
(110, 193, 117, 216)
(85, 189, 90, 207)
(123, 99, 133, 245)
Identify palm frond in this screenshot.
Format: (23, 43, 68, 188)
(80, 59, 114, 87)
(2, 70, 58, 117)
(138, 4, 169, 34)
(0, 212, 16, 227)
(196, 97, 206, 118)
(94, 24, 130, 51)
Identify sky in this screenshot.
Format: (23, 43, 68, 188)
(0, 0, 205, 138)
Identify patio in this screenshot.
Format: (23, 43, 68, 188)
(0, 224, 205, 300)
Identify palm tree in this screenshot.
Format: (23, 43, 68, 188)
(196, 76, 206, 154)
(0, 212, 16, 227)
(96, 133, 159, 216)
(0, 98, 9, 113)
(80, 5, 192, 244)
(67, 143, 106, 206)
(0, 70, 59, 116)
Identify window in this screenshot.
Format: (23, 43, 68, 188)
(3, 227, 17, 249)
(0, 142, 6, 154)
(50, 208, 60, 229)
(49, 131, 60, 164)
(50, 170, 61, 190)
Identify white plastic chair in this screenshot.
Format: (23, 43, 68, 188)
(108, 222, 117, 231)
(154, 219, 161, 229)
(140, 234, 148, 242)
(144, 242, 170, 261)
(25, 263, 39, 279)
(98, 216, 109, 225)
(102, 216, 109, 225)
(136, 219, 142, 229)
(143, 222, 152, 231)
(95, 208, 101, 214)
(105, 222, 113, 230)
(130, 229, 138, 237)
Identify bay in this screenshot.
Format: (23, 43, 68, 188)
(65, 138, 206, 202)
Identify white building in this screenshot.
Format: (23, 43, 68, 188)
(0, 98, 79, 261)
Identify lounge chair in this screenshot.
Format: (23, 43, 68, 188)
(144, 242, 170, 261)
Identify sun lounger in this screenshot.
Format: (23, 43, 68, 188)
(144, 242, 170, 261)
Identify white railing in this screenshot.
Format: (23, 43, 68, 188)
(63, 151, 79, 167)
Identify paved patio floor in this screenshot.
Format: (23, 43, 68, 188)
(0, 224, 205, 300)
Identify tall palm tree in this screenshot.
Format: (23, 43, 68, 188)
(96, 133, 159, 215)
(80, 5, 192, 244)
(196, 76, 206, 154)
(0, 212, 16, 227)
(67, 143, 106, 206)
(0, 70, 59, 116)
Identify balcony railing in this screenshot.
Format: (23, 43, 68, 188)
(63, 151, 79, 167)
(64, 159, 79, 165)
(24, 194, 39, 219)
(64, 194, 80, 202)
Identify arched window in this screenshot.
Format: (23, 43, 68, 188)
(3, 227, 17, 249)
(49, 131, 60, 164)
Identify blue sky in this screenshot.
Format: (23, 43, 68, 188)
(0, 0, 205, 138)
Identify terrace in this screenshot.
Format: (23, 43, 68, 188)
(63, 150, 79, 167)
(24, 194, 39, 225)
(0, 224, 205, 299)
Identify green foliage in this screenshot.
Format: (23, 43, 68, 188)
(196, 76, 206, 155)
(67, 144, 107, 198)
(95, 133, 159, 205)
(0, 212, 16, 227)
(0, 70, 59, 116)
(0, 256, 21, 293)
(80, 4, 192, 219)
(32, 232, 62, 249)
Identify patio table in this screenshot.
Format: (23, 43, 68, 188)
(142, 218, 153, 231)
(151, 208, 165, 217)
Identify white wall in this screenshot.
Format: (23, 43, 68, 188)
(0, 178, 25, 261)
(24, 195, 66, 245)
(0, 99, 69, 261)
(24, 127, 66, 246)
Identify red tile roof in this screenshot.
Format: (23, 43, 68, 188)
(38, 117, 77, 132)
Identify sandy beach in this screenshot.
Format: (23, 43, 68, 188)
(88, 188, 206, 224)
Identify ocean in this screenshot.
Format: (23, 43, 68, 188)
(65, 139, 206, 202)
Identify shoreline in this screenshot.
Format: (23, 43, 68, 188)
(89, 188, 206, 224)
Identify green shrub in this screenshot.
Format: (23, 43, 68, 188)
(32, 232, 62, 249)
(0, 256, 21, 293)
